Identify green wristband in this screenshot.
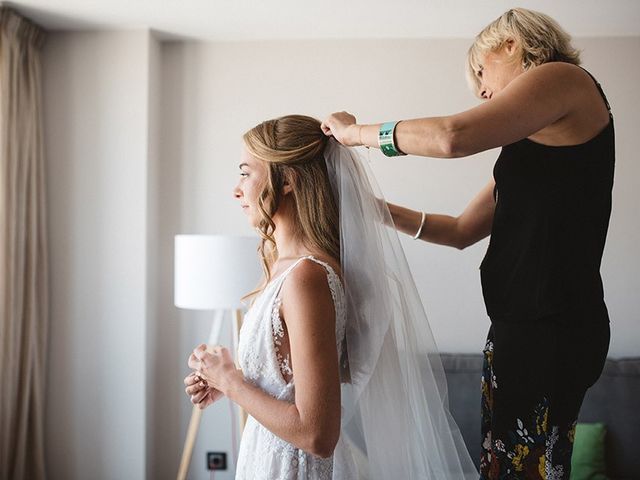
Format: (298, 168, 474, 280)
(378, 121, 406, 157)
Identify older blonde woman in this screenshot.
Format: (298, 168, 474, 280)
(323, 8, 613, 479)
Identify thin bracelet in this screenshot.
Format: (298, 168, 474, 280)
(358, 125, 369, 149)
(413, 211, 426, 240)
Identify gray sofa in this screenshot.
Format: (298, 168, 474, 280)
(442, 354, 640, 480)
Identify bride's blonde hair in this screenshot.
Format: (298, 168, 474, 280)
(242, 115, 340, 296)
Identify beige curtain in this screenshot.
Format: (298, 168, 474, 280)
(0, 6, 48, 480)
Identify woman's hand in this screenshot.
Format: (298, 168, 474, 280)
(188, 344, 240, 396)
(321, 111, 361, 146)
(183, 372, 224, 409)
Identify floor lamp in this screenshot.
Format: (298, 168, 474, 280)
(174, 234, 260, 480)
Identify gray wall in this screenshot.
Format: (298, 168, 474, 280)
(43, 31, 154, 480)
(43, 34, 640, 480)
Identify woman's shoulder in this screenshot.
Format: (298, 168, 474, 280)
(521, 62, 611, 143)
(500, 62, 601, 123)
(276, 257, 340, 327)
(523, 62, 599, 92)
(288, 256, 340, 286)
(279, 256, 341, 302)
(532, 61, 582, 74)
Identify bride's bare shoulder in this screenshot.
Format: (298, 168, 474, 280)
(279, 258, 338, 322)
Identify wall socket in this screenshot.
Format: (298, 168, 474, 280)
(206, 451, 227, 471)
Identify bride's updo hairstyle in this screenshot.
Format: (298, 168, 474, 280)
(242, 115, 340, 289)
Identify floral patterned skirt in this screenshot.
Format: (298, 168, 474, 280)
(479, 307, 610, 480)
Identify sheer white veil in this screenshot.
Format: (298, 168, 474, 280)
(324, 139, 478, 479)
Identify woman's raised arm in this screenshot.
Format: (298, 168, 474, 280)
(322, 62, 589, 158)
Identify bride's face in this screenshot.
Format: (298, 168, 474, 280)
(233, 146, 268, 227)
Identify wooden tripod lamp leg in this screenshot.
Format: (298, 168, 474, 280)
(176, 310, 224, 480)
(176, 405, 203, 480)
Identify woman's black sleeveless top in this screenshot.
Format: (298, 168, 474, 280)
(480, 70, 615, 322)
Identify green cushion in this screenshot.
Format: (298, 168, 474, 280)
(570, 422, 607, 480)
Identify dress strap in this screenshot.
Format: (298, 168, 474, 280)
(272, 255, 342, 297)
(301, 255, 340, 281)
(579, 66, 612, 114)
(278, 255, 340, 284)
(278, 255, 312, 279)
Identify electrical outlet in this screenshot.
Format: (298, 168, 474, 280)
(206, 451, 227, 471)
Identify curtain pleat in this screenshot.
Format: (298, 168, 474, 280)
(0, 6, 48, 480)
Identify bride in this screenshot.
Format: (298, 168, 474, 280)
(183, 115, 477, 479)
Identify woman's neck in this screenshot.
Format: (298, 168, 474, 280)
(272, 218, 310, 260)
(271, 203, 314, 260)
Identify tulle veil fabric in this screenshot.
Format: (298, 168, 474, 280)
(324, 139, 478, 479)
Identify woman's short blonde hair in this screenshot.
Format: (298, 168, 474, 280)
(466, 8, 581, 95)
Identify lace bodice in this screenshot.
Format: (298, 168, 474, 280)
(238, 255, 346, 401)
(235, 255, 355, 480)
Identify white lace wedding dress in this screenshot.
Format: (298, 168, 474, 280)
(235, 255, 358, 480)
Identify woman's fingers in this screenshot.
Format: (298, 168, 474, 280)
(194, 343, 208, 356)
(191, 388, 209, 404)
(321, 115, 337, 136)
(195, 396, 212, 410)
(193, 344, 214, 362)
(185, 381, 207, 396)
(188, 353, 201, 370)
(184, 372, 201, 386)
(321, 111, 358, 146)
(185, 345, 230, 411)
(184, 375, 225, 410)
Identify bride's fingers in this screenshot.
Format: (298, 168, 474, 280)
(191, 389, 209, 404)
(185, 383, 206, 396)
(184, 372, 200, 386)
(188, 353, 201, 370)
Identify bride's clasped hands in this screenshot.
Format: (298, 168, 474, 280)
(183, 344, 237, 410)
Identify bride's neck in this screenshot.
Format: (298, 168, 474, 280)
(272, 209, 311, 261)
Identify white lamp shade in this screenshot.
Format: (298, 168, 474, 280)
(174, 234, 261, 310)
